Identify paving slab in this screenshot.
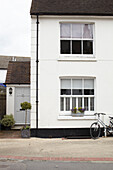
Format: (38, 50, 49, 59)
(0, 137, 113, 162)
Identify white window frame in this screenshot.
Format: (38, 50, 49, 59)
(59, 22, 95, 58)
(60, 77, 95, 116)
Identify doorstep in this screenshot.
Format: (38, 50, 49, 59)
(11, 125, 23, 130)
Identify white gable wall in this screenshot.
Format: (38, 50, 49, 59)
(0, 70, 7, 83)
(31, 16, 113, 128)
(31, 17, 37, 128)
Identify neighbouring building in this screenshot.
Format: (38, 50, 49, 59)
(5, 61, 30, 125)
(0, 55, 30, 122)
(30, 0, 113, 137)
(0, 60, 7, 120)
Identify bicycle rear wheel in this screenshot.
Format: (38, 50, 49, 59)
(90, 122, 101, 139)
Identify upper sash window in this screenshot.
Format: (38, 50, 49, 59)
(60, 23, 94, 55)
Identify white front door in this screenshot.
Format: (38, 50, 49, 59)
(15, 87, 30, 124)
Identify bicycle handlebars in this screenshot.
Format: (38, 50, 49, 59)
(94, 113, 106, 116)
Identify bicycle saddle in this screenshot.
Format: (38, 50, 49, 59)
(109, 116, 113, 119)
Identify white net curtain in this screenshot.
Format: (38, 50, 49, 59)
(60, 23, 93, 39)
(83, 24, 93, 39)
(60, 24, 71, 38)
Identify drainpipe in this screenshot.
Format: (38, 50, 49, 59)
(36, 15, 39, 129)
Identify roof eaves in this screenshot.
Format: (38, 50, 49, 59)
(5, 83, 30, 85)
(30, 12, 113, 16)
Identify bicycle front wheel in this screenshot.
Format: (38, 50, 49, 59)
(90, 122, 101, 139)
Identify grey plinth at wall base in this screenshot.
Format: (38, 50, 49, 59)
(21, 129, 30, 138)
(30, 128, 104, 138)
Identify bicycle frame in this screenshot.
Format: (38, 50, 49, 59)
(96, 114, 108, 137)
(90, 113, 113, 139)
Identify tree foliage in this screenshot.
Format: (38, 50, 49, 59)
(21, 102, 31, 110)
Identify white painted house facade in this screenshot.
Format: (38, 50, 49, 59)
(30, 0, 113, 137)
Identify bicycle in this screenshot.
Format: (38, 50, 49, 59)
(90, 113, 113, 139)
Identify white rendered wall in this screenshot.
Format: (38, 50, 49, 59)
(31, 17, 37, 128)
(6, 86, 15, 116)
(0, 70, 7, 83)
(31, 16, 113, 128)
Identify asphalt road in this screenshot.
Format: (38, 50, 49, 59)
(0, 159, 113, 170)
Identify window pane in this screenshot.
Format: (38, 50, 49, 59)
(90, 97, 94, 111)
(72, 89, 82, 95)
(72, 40, 81, 54)
(72, 24, 82, 38)
(84, 89, 94, 95)
(60, 98, 64, 111)
(61, 79, 71, 95)
(72, 79, 82, 89)
(72, 98, 76, 108)
(84, 79, 94, 95)
(78, 97, 82, 108)
(84, 97, 88, 111)
(83, 40, 93, 54)
(61, 89, 71, 95)
(61, 79, 71, 89)
(83, 24, 93, 39)
(61, 40, 70, 54)
(60, 23, 71, 38)
(66, 98, 70, 111)
(84, 79, 94, 89)
(72, 79, 82, 95)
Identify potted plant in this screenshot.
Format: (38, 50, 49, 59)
(0, 114, 15, 130)
(20, 102, 31, 138)
(71, 107, 85, 117)
(78, 107, 85, 113)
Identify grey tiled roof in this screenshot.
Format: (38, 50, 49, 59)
(5, 61, 30, 84)
(30, 0, 113, 16)
(0, 56, 30, 69)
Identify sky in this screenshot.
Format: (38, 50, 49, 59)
(0, 0, 32, 57)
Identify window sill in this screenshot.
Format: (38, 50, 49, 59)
(58, 56, 97, 62)
(58, 115, 96, 120)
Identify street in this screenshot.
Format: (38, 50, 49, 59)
(0, 159, 113, 170)
(0, 137, 113, 169)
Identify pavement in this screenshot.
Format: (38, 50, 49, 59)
(0, 137, 113, 162)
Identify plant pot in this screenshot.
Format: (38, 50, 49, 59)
(71, 113, 84, 117)
(21, 129, 30, 138)
(4, 126, 11, 130)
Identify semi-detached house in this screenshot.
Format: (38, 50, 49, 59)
(30, 0, 113, 137)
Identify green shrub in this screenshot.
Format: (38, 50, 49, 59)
(22, 125, 30, 130)
(0, 114, 15, 127)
